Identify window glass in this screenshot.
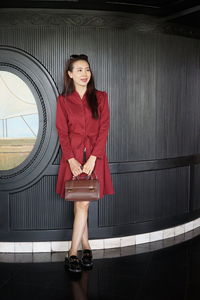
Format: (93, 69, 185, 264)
(0, 71, 39, 170)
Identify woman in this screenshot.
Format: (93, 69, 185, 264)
(56, 54, 115, 272)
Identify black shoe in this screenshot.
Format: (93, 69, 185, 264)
(65, 254, 82, 273)
(81, 249, 94, 268)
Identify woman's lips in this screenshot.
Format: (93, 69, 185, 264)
(81, 78, 88, 82)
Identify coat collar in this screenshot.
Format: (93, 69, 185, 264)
(70, 90, 87, 101)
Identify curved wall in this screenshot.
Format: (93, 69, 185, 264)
(0, 9, 200, 242)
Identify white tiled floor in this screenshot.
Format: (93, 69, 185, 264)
(14, 242, 32, 253)
(33, 242, 51, 253)
(104, 237, 121, 249)
(184, 221, 194, 232)
(174, 225, 185, 236)
(0, 243, 14, 253)
(150, 230, 163, 242)
(0, 217, 200, 253)
(51, 241, 69, 252)
(90, 239, 104, 249)
(193, 217, 200, 229)
(135, 233, 150, 245)
(163, 227, 175, 239)
(120, 235, 136, 247)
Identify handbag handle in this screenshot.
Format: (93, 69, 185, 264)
(72, 170, 98, 181)
(72, 148, 98, 180)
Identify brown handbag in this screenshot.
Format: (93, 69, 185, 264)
(64, 171, 100, 201)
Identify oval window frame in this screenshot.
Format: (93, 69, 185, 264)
(0, 46, 58, 190)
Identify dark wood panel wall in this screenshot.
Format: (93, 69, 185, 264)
(0, 9, 200, 241)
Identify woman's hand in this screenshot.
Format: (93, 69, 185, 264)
(68, 158, 83, 177)
(82, 155, 97, 176)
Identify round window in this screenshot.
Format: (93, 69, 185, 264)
(0, 71, 39, 170)
(0, 46, 58, 189)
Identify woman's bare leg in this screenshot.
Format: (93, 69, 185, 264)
(74, 203, 91, 250)
(68, 201, 90, 256)
(81, 221, 91, 250)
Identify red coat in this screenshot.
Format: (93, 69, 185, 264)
(55, 89, 115, 199)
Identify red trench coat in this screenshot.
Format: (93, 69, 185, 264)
(55, 89, 115, 199)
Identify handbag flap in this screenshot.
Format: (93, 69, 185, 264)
(65, 179, 99, 189)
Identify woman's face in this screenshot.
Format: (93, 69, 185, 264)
(68, 60, 91, 89)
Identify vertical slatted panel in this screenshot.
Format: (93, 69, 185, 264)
(10, 176, 73, 230)
(155, 34, 200, 158)
(99, 166, 189, 227)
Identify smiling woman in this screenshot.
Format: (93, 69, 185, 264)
(56, 54, 115, 271)
(0, 71, 39, 170)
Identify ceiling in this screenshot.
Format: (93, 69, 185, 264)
(1, 0, 200, 29)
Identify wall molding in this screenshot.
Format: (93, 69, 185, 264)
(0, 9, 145, 29)
(0, 8, 200, 39)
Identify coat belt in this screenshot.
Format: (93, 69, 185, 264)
(69, 132, 96, 150)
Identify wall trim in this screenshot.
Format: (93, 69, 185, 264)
(0, 8, 200, 39)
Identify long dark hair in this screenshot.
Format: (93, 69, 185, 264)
(61, 54, 99, 119)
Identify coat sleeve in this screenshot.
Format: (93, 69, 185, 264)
(56, 95, 74, 161)
(91, 91, 110, 159)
